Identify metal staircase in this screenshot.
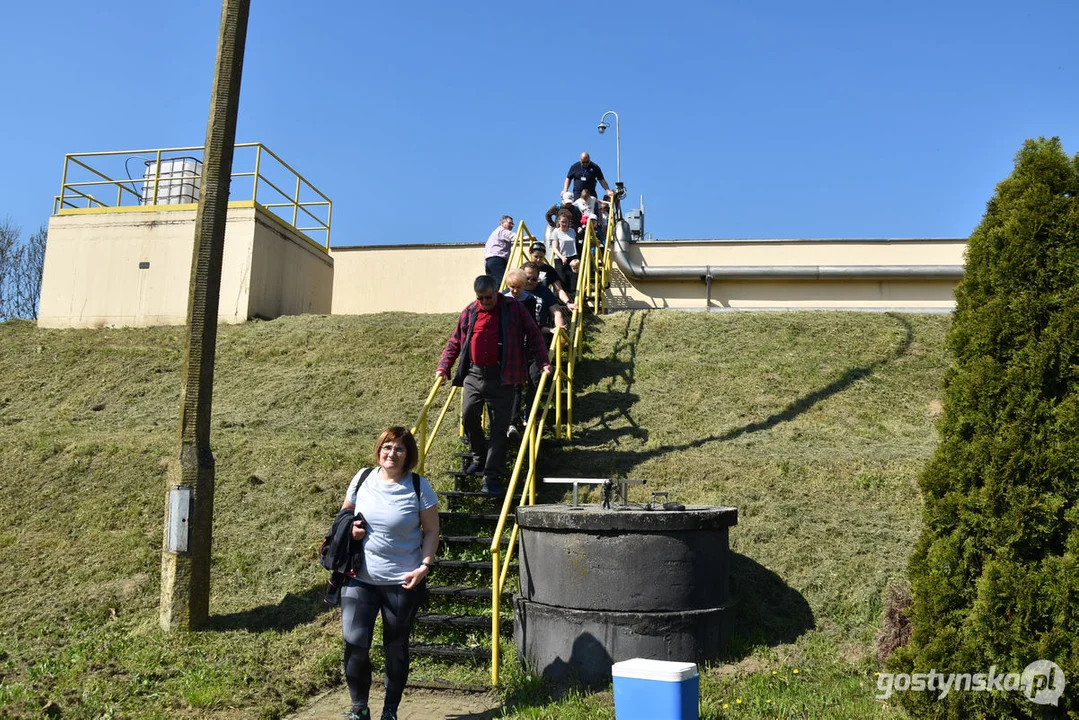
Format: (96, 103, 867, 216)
(407, 454, 518, 687)
(401, 207, 618, 686)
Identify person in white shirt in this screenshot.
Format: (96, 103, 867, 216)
(548, 214, 579, 300)
(574, 187, 609, 245)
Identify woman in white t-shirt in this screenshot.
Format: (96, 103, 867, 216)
(549, 213, 579, 299)
(339, 426, 439, 720)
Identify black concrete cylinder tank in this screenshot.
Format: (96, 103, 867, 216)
(513, 504, 737, 687)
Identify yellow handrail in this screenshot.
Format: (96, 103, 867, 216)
(407, 203, 613, 686)
(489, 342, 560, 684)
(53, 142, 333, 249)
(488, 212, 610, 682)
(499, 221, 539, 291)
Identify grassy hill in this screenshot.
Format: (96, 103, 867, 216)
(0, 311, 950, 719)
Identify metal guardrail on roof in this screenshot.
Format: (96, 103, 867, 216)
(53, 143, 333, 249)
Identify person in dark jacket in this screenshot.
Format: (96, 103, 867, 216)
(528, 243, 576, 311)
(435, 275, 551, 495)
(545, 191, 582, 229)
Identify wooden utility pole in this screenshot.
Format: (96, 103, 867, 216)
(159, 0, 250, 631)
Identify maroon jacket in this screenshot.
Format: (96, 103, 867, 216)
(437, 294, 549, 386)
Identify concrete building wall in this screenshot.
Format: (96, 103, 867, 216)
(248, 212, 334, 319)
(606, 272, 960, 311)
(330, 243, 481, 315)
(38, 220, 966, 326)
(330, 238, 967, 314)
(608, 239, 965, 311)
(620, 238, 965, 267)
(38, 204, 331, 328)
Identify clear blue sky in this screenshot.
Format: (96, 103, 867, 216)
(1, 0, 1076, 247)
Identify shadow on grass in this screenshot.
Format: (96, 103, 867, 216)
(567, 311, 651, 445)
(726, 552, 815, 657)
(203, 583, 325, 632)
(445, 712, 501, 719)
(500, 634, 615, 713)
(566, 313, 915, 476)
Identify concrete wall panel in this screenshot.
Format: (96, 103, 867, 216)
(330, 244, 482, 315)
(331, 238, 966, 314)
(248, 213, 333, 319)
(38, 205, 331, 328)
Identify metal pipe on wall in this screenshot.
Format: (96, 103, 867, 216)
(610, 221, 965, 282)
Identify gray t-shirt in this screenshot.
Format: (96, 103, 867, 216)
(345, 467, 439, 585)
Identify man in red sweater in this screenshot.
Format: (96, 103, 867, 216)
(436, 275, 551, 495)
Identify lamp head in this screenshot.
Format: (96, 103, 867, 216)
(597, 122, 608, 134)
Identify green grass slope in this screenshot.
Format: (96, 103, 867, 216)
(0, 311, 950, 719)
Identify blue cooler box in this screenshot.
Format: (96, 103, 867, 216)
(612, 658, 699, 720)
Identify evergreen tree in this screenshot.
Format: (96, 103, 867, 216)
(892, 137, 1079, 717)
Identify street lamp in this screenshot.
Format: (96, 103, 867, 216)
(597, 110, 624, 198)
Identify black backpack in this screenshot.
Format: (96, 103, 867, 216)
(319, 469, 423, 574)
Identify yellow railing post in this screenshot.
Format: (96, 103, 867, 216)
(292, 175, 301, 228)
(554, 330, 563, 437)
(252, 144, 262, 203)
(58, 155, 70, 211)
(491, 551, 500, 685)
(325, 200, 333, 248)
(411, 377, 445, 474)
(428, 386, 458, 458)
(152, 149, 163, 205)
(415, 414, 428, 475)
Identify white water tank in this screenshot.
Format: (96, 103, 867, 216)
(141, 157, 201, 205)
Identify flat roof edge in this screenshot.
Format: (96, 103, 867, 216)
(330, 237, 968, 251)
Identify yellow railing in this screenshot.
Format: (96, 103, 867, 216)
(499, 221, 540, 292)
(52, 143, 333, 249)
(408, 198, 615, 686)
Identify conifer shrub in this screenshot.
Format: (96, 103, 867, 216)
(891, 137, 1079, 718)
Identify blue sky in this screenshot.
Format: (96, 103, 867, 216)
(1, 0, 1076, 247)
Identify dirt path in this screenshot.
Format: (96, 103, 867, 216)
(287, 686, 503, 720)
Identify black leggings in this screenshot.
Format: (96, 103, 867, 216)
(341, 579, 423, 711)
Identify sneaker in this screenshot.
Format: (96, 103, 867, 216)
(345, 706, 370, 720)
(506, 424, 521, 439)
(380, 710, 398, 720)
(480, 480, 505, 496)
(464, 459, 485, 475)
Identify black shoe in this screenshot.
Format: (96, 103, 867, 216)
(480, 481, 505, 496)
(380, 709, 397, 720)
(345, 705, 370, 720)
(464, 459, 484, 475)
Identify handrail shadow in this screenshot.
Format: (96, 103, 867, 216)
(566, 313, 914, 474)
